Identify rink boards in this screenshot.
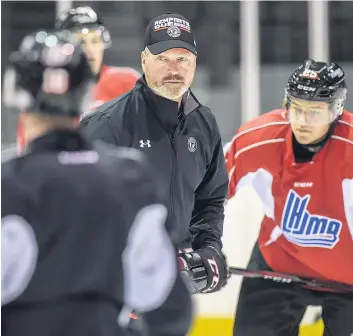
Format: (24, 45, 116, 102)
(189, 317, 323, 336)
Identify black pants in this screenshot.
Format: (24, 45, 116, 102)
(233, 243, 353, 336)
(2, 300, 128, 336)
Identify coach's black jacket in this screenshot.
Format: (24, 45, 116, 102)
(80, 76, 228, 252)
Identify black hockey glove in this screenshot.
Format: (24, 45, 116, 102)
(178, 251, 208, 295)
(178, 246, 229, 294)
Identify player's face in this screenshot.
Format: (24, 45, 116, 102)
(141, 48, 196, 102)
(289, 98, 331, 144)
(75, 29, 104, 75)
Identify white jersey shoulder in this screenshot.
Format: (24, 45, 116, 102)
(118, 203, 176, 327)
(2, 215, 38, 305)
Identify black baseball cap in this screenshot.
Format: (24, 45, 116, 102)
(144, 13, 197, 56)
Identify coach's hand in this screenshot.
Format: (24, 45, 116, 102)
(196, 246, 229, 293)
(178, 247, 228, 294)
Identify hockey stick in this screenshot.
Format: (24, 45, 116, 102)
(229, 267, 353, 293)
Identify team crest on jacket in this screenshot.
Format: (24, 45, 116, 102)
(187, 137, 197, 152)
(281, 190, 342, 249)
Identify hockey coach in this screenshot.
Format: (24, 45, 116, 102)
(81, 12, 229, 296)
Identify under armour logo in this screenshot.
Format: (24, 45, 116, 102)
(140, 140, 151, 148)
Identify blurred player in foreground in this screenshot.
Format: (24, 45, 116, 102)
(16, 5, 140, 152)
(225, 59, 353, 335)
(1, 30, 192, 336)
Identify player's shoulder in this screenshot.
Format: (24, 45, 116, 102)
(237, 109, 289, 135)
(95, 140, 145, 164)
(95, 141, 154, 183)
(234, 108, 290, 145)
(2, 157, 17, 181)
(2, 145, 19, 163)
(1, 149, 30, 179)
(1, 158, 25, 217)
(334, 110, 353, 142)
(1, 154, 29, 200)
(81, 88, 135, 126)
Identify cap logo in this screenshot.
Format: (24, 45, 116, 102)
(154, 17, 191, 33)
(167, 26, 181, 38)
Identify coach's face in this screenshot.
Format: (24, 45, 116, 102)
(141, 47, 196, 102)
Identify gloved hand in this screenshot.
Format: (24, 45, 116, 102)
(178, 246, 229, 294)
(178, 251, 208, 294)
(196, 246, 229, 293)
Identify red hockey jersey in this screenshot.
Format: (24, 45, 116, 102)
(86, 65, 140, 111)
(225, 109, 353, 285)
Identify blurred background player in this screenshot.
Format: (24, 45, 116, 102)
(2, 30, 192, 336)
(55, 5, 140, 110)
(225, 59, 353, 336)
(16, 5, 140, 152)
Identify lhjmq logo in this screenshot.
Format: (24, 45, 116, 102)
(188, 137, 197, 152)
(281, 190, 342, 249)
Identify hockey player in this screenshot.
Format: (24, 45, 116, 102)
(2, 30, 192, 336)
(225, 59, 353, 336)
(16, 6, 140, 152)
(55, 5, 140, 111)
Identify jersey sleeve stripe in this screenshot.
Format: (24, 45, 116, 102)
(235, 138, 285, 160)
(331, 135, 353, 146)
(338, 120, 353, 129)
(234, 121, 289, 140)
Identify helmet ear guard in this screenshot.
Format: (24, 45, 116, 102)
(328, 93, 346, 118)
(101, 29, 111, 49)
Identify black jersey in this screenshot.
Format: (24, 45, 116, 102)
(1, 130, 192, 336)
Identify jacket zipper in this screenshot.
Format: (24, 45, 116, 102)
(168, 113, 183, 235)
(168, 132, 177, 231)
